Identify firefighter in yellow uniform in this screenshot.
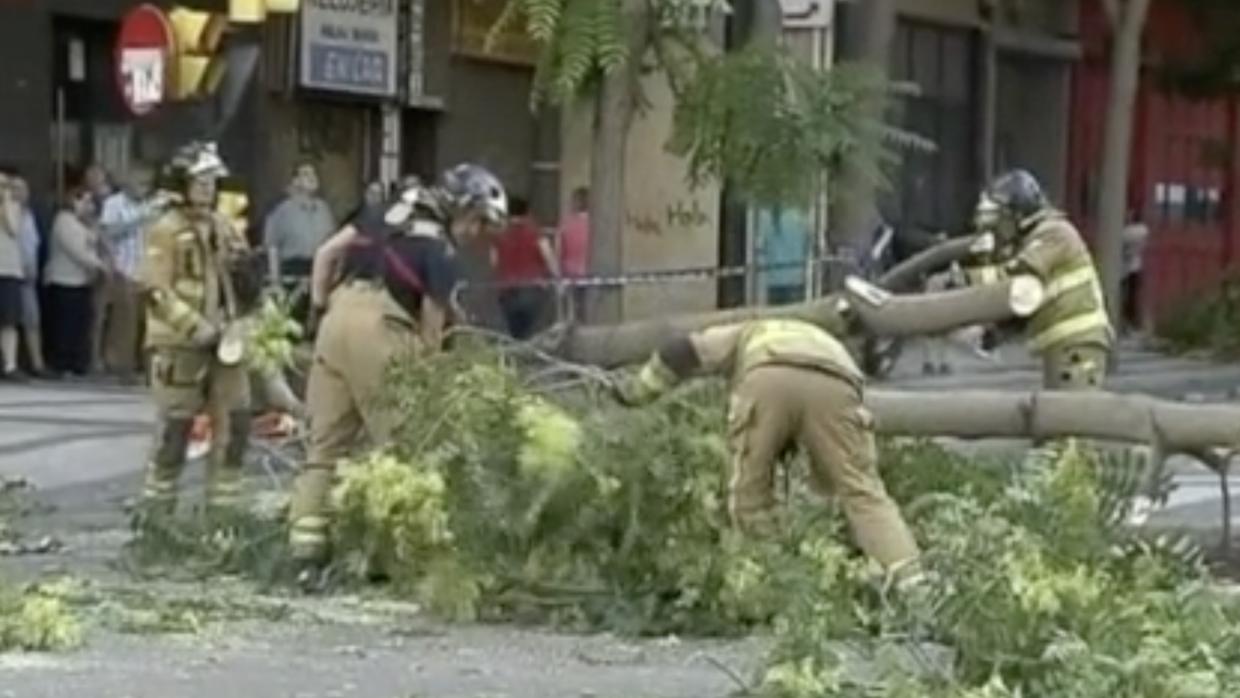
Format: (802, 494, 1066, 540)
(971, 170, 1113, 390)
(288, 164, 507, 588)
(612, 319, 920, 578)
(138, 142, 251, 516)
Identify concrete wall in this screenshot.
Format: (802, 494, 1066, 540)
(561, 71, 720, 321)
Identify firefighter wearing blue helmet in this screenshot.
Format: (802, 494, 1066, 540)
(969, 169, 1113, 389)
(288, 164, 507, 588)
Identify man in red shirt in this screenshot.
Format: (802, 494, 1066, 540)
(492, 197, 557, 338)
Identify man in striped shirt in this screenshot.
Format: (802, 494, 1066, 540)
(99, 163, 159, 382)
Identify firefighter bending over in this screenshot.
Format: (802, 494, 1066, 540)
(611, 318, 921, 579)
(288, 165, 507, 588)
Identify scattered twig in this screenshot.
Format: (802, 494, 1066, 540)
(691, 652, 754, 695)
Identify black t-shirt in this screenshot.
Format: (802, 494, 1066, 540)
(381, 234, 460, 319)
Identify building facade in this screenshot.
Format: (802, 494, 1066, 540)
(0, 0, 548, 249)
(1068, 0, 1240, 323)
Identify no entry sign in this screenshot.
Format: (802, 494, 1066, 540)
(115, 4, 174, 116)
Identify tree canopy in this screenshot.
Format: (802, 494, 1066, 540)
(489, 0, 930, 208)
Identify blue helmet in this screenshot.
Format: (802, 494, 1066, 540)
(440, 163, 508, 224)
(983, 169, 1048, 219)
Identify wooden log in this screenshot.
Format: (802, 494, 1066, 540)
(867, 389, 1240, 456)
(845, 275, 1042, 338)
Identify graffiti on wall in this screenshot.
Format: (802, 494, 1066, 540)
(627, 198, 712, 237)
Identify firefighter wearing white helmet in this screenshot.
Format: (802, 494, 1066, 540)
(137, 142, 252, 517)
(288, 164, 507, 589)
(970, 169, 1113, 389)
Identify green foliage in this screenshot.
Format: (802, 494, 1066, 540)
(492, 0, 630, 103)
(243, 294, 304, 375)
(495, 0, 923, 209)
(761, 442, 1240, 697)
(1157, 275, 1240, 359)
(669, 48, 931, 207)
(0, 578, 83, 652)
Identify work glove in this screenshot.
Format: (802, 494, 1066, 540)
(190, 322, 221, 349)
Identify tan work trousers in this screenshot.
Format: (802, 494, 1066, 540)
(288, 284, 420, 561)
(727, 365, 919, 570)
(144, 346, 252, 510)
(98, 275, 145, 376)
(1042, 342, 1108, 390)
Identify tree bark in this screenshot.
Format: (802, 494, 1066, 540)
(867, 388, 1240, 459)
(547, 234, 982, 366)
(1096, 0, 1152, 328)
(832, 0, 896, 255)
(588, 0, 649, 324)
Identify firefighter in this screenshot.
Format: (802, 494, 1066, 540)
(138, 142, 251, 516)
(973, 170, 1113, 390)
(288, 164, 507, 586)
(610, 318, 921, 579)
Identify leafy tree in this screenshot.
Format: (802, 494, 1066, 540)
(489, 0, 925, 317)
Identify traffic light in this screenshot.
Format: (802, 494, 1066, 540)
(168, 6, 228, 100)
(229, 0, 301, 24)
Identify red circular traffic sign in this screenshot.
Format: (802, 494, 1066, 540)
(115, 4, 174, 116)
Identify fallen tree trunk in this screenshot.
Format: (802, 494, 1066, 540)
(867, 389, 1240, 458)
(549, 235, 983, 367)
(846, 275, 1041, 338)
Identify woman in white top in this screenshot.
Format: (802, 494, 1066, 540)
(44, 187, 107, 376)
(0, 170, 25, 379)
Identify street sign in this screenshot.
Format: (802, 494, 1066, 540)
(115, 4, 174, 116)
(299, 0, 398, 97)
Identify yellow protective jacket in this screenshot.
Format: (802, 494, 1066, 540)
(629, 319, 862, 404)
(140, 207, 245, 348)
(1009, 210, 1112, 354)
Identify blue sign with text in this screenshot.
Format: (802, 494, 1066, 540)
(306, 44, 390, 93)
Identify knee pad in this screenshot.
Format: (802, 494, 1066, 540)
(154, 415, 195, 466)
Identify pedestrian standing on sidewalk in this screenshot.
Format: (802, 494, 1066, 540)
(99, 164, 159, 382)
(263, 162, 336, 278)
(11, 176, 46, 376)
(1121, 209, 1149, 337)
(558, 186, 590, 323)
(0, 168, 26, 380)
(44, 187, 108, 378)
(83, 163, 114, 213)
(492, 197, 557, 339)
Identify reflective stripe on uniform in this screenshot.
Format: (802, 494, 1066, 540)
(1030, 308, 1111, 352)
(290, 516, 331, 548)
(1043, 265, 1098, 301)
(967, 265, 1003, 285)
